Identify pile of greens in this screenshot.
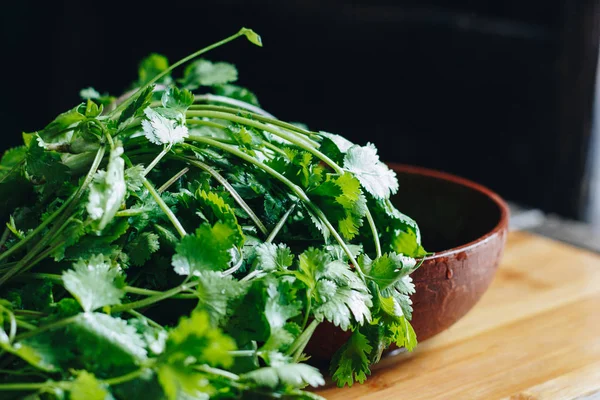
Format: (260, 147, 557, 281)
(0, 28, 427, 399)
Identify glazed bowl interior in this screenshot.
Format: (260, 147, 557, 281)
(390, 165, 503, 253)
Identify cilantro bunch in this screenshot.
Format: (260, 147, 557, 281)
(0, 28, 427, 399)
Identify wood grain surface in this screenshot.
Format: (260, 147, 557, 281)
(315, 231, 600, 399)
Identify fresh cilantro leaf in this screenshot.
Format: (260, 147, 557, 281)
(319, 131, 354, 153)
(172, 222, 237, 275)
(242, 363, 324, 389)
(161, 86, 194, 112)
(330, 330, 372, 387)
(194, 271, 249, 325)
(361, 252, 417, 289)
(71, 312, 148, 367)
(213, 84, 260, 106)
(254, 242, 293, 271)
(163, 310, 236, 368)
(181, 59, 238, 90)
(118, 85, 154, 127)
(343, 143, 399, 199)
(124, 165, 145, 192)
(87, 145, 127, 230)
(0, 146, 26, 181)
(142, 107, 189, 146)
(262, 279, 302, 351)
(38, 105, 86, 144)
(62, 255, 125, 312)
(70, 371, 113, 400)
(127, 232, 160, 266)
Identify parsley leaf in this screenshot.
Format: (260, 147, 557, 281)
(254, 242, 294, 271)
(141, 107, 189, 146)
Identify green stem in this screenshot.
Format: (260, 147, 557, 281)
(0, 381, 66, 391)
(124, 285, 196, 299)
(15, 319, 37, 331)
(0, 228, 9, 250)
(265, 203, 296, 243)
(110, 29, 253, 119)
(180, 157, 268, 236)
(240, 270, 264, 282)
(157, 167, 189, 193)
(143, 145, 171, 177)
(0, 147, 106, 285)
(143, 177, 187, 238)
(366, 209, 382, 258)
(103, 368, 147, 386)
(188, 103, 320, 140)
(15, 315, 78, 341)
(192, 94, 276, 118)
(185, 119, 229, 130)
(301, 291, 312, 330)
(125, 310, 163, 330)
(195, 365, 240, 381)
(182, 139, 362, 272)
(110, 281, 200, 313)
(13, 310, 46, 318)
(288, 319, 319, 363)
(186, 111, 322, 160)
(115, 208, 148, 217)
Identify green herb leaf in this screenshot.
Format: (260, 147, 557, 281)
(70, 371, 113, 400)
(142, 107, 189, 145)
(330, 330, 372, 387)
(181, 59, 238, 90)
(87, 145, 127, 230)
(343, 143, 398, 199)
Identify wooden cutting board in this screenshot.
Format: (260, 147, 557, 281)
(315, 231, 600, 399)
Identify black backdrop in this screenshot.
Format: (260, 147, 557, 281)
(2, 0, 598, 220)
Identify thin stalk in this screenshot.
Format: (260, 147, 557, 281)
(188, 103, 320, 140)
(0, 147, 106, 285)
(185, 119, 229, 130)
(287, 319, 319, 363)
(13, 310, 46, 318)
(182, 139, 362, 273)
(186, 110, 322, 158)
(0, 382, 66, 391)
(158, 167, 189, 193)
(195, 365, 240, 381)
(124, 285, 197, 299)
(143, 178, 187, 238)
(115, 209, 148, 217)
(240, 270, 264, 282)
(301, 291, 312, 330)
(0, 228, 9, 249)
(125, 310, 163, 330)
(103, 368, 147, 386)
(193, 94, 276, 118)
(110, 281, 200, 313)
(15, 319, 37, 331)
(180, 157, 268, 236)
(143, 145, 171, 177)
(366, 209, 382, 258)
(265, 203, 296, 243)
(110, 29, 254, 118)
(15, 315, 79, 341)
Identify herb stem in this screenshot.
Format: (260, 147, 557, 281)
(287, 319, 319, 363)
(110, 29, 253, 118)
(143, 145, 171, 177)
(265, 203, 296, 243)
(195, 364, 240, 381)
(158, 167, 189, 193)
(103, 368, 148, 386)
(366, 209, 382, 258)
(185, 119, 228, 130)
(142, 177, 187, 238)
(186, 110, 322, 159)
(180, 157, 268, 236)
(15, 315, 79, 342)
(111, 281, 200, 313)
(15, 319, 37, 331)
(192, 94, 276, 118)
(0, 381, 64, 391)
(125, 310, 163, 329)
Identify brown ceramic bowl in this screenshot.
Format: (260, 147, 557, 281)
(305, 164, 509, 364)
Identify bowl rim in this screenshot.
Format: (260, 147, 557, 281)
(387, 163, 510, 260)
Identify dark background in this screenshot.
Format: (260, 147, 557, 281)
(2, 0, 599, 221)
